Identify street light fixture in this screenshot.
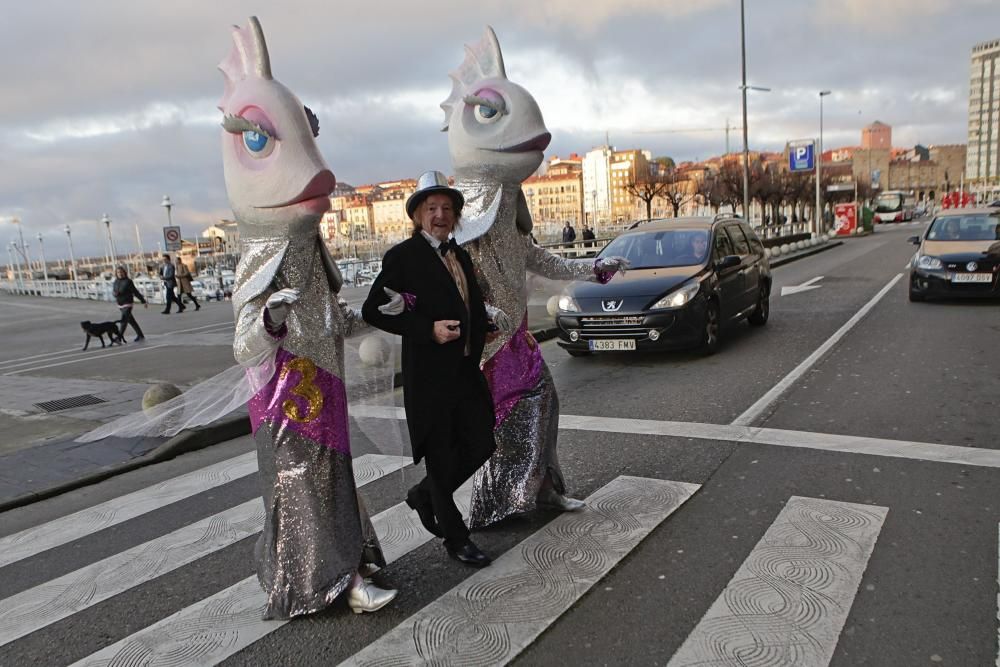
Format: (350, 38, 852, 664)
(161, 195, 173, 225)
(815, 90, 832, 236)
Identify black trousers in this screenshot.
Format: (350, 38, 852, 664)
(118, 305, 144, 338)
(413, 359, 497, 547)
(162, 282, 185, 312)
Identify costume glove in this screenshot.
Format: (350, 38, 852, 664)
(377, 287, 405, 316)
(265, 288, 299, 327)
(595, 256, 631, 276)
(485, 304, 513, 332)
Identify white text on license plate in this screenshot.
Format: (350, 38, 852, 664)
(951, 273, 992, 283)
(589, 339, 636, 351)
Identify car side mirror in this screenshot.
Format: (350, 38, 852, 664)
(716, 255, 741, 271)
(907, 236, 921, 245)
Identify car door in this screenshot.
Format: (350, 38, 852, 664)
(737, 223, 764, 306)
(711, 226, 742, 320)
(723, 223, 756, 314)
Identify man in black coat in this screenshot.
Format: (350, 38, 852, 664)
(363, 171, 498, 568)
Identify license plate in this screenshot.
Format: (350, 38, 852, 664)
(951, 273, 992, 283)
(588, 339, 636, 351)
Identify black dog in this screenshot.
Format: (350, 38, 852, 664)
(80, 321, 125, 350)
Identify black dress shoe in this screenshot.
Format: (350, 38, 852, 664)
(406, 488, 443, 538)
(134, 335, 145, 342)
(445, 540, 491, 568)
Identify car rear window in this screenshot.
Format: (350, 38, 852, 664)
(724, 225, 751, 254)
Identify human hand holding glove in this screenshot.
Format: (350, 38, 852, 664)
(265, 288, 300, 327)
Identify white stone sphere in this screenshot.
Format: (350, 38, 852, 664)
(143, 383, 181, 415)
(546, 295, 561, 317)
(770, 246, 781, 256)
(780, 244, 791, 254)
(359, 335, 391, 367)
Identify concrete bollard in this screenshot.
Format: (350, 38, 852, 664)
(359, 334, 391, 367)
(142, 383, 182, 415)
(546, 295, 561, 318)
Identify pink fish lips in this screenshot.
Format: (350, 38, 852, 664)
(494, 132, 552, 153)
(267, 169, 337, 212)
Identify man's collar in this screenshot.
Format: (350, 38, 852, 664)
(420, 230, 454, 249)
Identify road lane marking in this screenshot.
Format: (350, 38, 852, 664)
(2, 344, 170, 375)
(780, 275, 824, 297)
(71, 479, 475, 667)
(350, 405, 1000, 470)
(731, 273, 903, 427)
(0, 453, 405, 569)
(342, 476, 698, 667)
(0, 454, 410, 648)
(668, 496, 886, 667)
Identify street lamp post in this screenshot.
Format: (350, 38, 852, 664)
(738, 0, 770, 223)
(65, 225, 77, 295)
(815, 90, 832, 236)
(161, 195, 173, 226)
(102, 214, 118, 270)
(36, 233, 49, 282)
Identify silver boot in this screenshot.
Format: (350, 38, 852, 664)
(347, 579, 397, 615)
(537, 488, 586, 511)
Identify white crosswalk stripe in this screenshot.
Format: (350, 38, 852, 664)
(0, 455, 409, 648)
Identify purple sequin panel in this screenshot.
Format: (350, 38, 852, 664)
(593, 259, 615, 285)
(402, 292, 417, 311)
(247, 347, 351, 457)
(482, 316, 543, 428)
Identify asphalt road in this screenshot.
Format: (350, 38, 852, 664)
(2, 223, 999, 666)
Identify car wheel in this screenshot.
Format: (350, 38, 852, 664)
(700, 300, 721, 355)
(908, 287, 924, 302)
(567, 349, 591, 357)
(747, 284, 769, 326)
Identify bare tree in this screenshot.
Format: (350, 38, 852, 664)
(660, 169, 695, 217)
(624, 173, 672, 222)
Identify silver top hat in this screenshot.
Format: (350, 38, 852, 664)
(405, 170, 464, 220)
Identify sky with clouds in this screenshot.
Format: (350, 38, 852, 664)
(2, 0, 997, 259)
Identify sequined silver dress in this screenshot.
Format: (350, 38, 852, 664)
(456, 176, 598, 529)
(233, 224, 383, 620)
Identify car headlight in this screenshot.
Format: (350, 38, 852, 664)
(916, 255, 943, 270)
(650, 280, 701, 310)
(558, 294, 580, 312)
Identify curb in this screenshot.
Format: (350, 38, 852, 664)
(0, 413, 251, 513)
(769, 240, 843, 267)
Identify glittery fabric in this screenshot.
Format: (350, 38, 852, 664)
(468, 363, 564, 529)
(458, 175, 593, 528)
(481, 316, 543, 428)
(234, 230, 383, 620)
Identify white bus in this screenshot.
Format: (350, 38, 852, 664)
(873, 190, 916, 223)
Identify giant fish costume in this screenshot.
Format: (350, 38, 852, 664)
(447, 28, 627, 528)
(220, 17, 385, 619)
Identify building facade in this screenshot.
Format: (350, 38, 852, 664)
(862, 121, 891, 149)
(523, 157, 585, 241)
(967, 37, 1000, 202)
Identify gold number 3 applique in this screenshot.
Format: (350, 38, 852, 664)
(279, 358, 324, 423)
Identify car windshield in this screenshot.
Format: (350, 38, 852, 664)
(926, 214, 1000, 241)
(875, 194, 903, 212)
(600, 229, 710, 268)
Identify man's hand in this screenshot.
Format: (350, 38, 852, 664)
(265, 288, 300, 327)
(378, 287, 405, 316)
(433, 320, 461, 344)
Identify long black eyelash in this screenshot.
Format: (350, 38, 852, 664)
(463, 94, 507, 115)
(304, 106, 320, 138)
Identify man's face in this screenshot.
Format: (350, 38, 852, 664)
(692, 236, 708, 256)
(417, 193, 457, 242)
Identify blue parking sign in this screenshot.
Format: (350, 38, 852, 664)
(788, 141, 815, 172)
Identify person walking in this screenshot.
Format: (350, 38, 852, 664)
(175, 258, 201, 310)
(561, 221, 577, 245)
(363, 171, 500, 568)
(581, 224, 595, 248)
(112, 266, 147, 342)
(158, 254, 186, 314)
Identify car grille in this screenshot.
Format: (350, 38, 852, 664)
(578, 315, 649, 339)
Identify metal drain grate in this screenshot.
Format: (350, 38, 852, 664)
(35, 394, 107, 413)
